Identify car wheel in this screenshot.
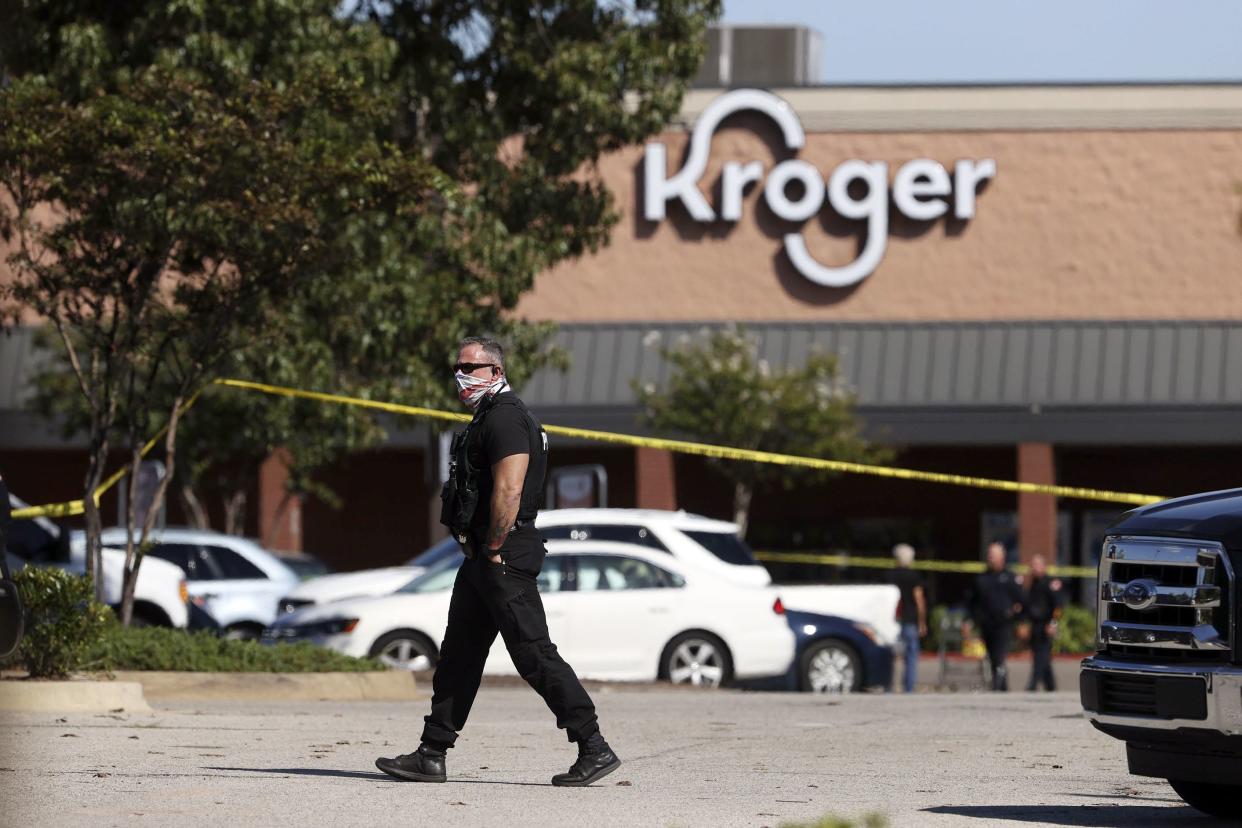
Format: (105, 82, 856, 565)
(660, 632, 733, 688)
(130, 601, 172, 628)
(799, 638, 862, 694)
(1168, 779, 1242, 818)
(370, 630, 437, 672)
(223, 623, 263, 642)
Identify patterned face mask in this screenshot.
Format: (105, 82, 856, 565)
(455, 370, 507, 409)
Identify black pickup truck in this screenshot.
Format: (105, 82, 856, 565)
(1080, 487, 1242, 819)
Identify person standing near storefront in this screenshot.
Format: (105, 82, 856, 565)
(376, 337, 620, 787)
(0, 473, 24, 661)
(887, 543, 927, 693)
(966, 542, 1024, 692)
(0, 474, 8, 556)
(1023, 553, 1063, 691)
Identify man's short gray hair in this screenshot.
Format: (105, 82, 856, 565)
(892, 543, 916, 567)
(458, 336, 505, 371)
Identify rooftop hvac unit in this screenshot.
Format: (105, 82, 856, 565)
(693, 25, 823, 88)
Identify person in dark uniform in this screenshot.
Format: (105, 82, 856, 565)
(0, 473, 25, 661)
(376, 337, 619, 787)
(967, 541, 1024, 692)
(0, 475, 8, 552)
(1022, 553, 1063, 691)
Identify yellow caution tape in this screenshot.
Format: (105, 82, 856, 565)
(755, 550, 1097, 579)
(216, 378, 472, 425)
(13, 376, 1165, 520)
(14, 499, 87, 519)
(213, 379, 1165, 506)
(11, 389, 205, 520)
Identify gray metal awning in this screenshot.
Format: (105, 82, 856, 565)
(3, 320, 1242, 449)
(521, 320, 1242, 446)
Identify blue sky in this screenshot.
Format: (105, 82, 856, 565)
(721, 0, 1242, 84)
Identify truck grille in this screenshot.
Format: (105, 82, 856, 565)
(1084, 671, 1209, 720)
(1098, 537, 1233, 660)
(1099, 673, 1159, 716)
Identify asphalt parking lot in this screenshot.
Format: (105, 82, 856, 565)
(0, 684, 1209, 828)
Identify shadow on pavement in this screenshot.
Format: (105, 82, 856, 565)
(205, 766, 388, 781)
(454, 780, 554, 787)
(204, 766, 553, 786)
(922, 804, 1208, 826)
(1059, 792, 1184, 805)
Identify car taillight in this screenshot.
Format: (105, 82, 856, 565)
(773, 597, 785, 615)
(179, 580, 189, 604)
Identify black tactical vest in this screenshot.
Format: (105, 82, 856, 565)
(439, 393, 548, 543)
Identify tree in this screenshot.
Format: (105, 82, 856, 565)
(3, 0, 720, 612)
(637, 327, 893, 537)
(348, 0, 723, 376)
(26, 257, 565, 542)
(0, 2, 437, 618)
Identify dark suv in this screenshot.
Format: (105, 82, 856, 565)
(1079, 487, 1242, 819)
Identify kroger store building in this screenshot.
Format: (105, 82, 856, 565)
(3, 38, 1242, 589)
(511, 79, 1242, 589)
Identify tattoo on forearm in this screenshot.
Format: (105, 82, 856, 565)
(487, 515, 508, 548)
(488, 489, 521, 549)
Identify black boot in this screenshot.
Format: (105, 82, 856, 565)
(551, 732, 620, 787)
(376, 743, 447, 783)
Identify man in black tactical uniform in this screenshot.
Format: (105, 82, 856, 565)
(967, 541, 1024, 692)
(1022, 553, 1063, 692)
(376, 337, 619, 787)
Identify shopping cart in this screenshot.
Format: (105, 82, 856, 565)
(936, 607, 989, 691)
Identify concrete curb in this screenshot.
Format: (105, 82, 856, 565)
(0, 679, 152, 713)
(112, 670, 421, 702)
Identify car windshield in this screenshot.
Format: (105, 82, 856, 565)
(5, 496, 68, 563)
(279, 556, 332, 580)
(407, 536, 466, 568)
(398, 553, 463, 594)
(682, 530, 760, 567)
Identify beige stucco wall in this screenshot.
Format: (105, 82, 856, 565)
(517, 127, 1242, 322)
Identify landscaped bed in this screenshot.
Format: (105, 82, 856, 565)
(85, 625, 382, 673)
(3, 565, 380, 677)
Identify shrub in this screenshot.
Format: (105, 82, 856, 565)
(10, 566, 112, 678)
(85, 625, 383, 672)
(1052, 603, 1097, 654)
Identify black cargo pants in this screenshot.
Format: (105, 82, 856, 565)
(982, 624, 1011, 691)
(421, 525, 599, 748)
(1027, 623, 1056, 691)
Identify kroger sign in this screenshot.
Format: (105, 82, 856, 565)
(643, 89, 996, 288)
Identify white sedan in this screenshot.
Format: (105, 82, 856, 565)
(265, 541, 795, 687)
(79, 528, 300, 638)
(273, 507, 768, 616)
(275, 536, 463, 616)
